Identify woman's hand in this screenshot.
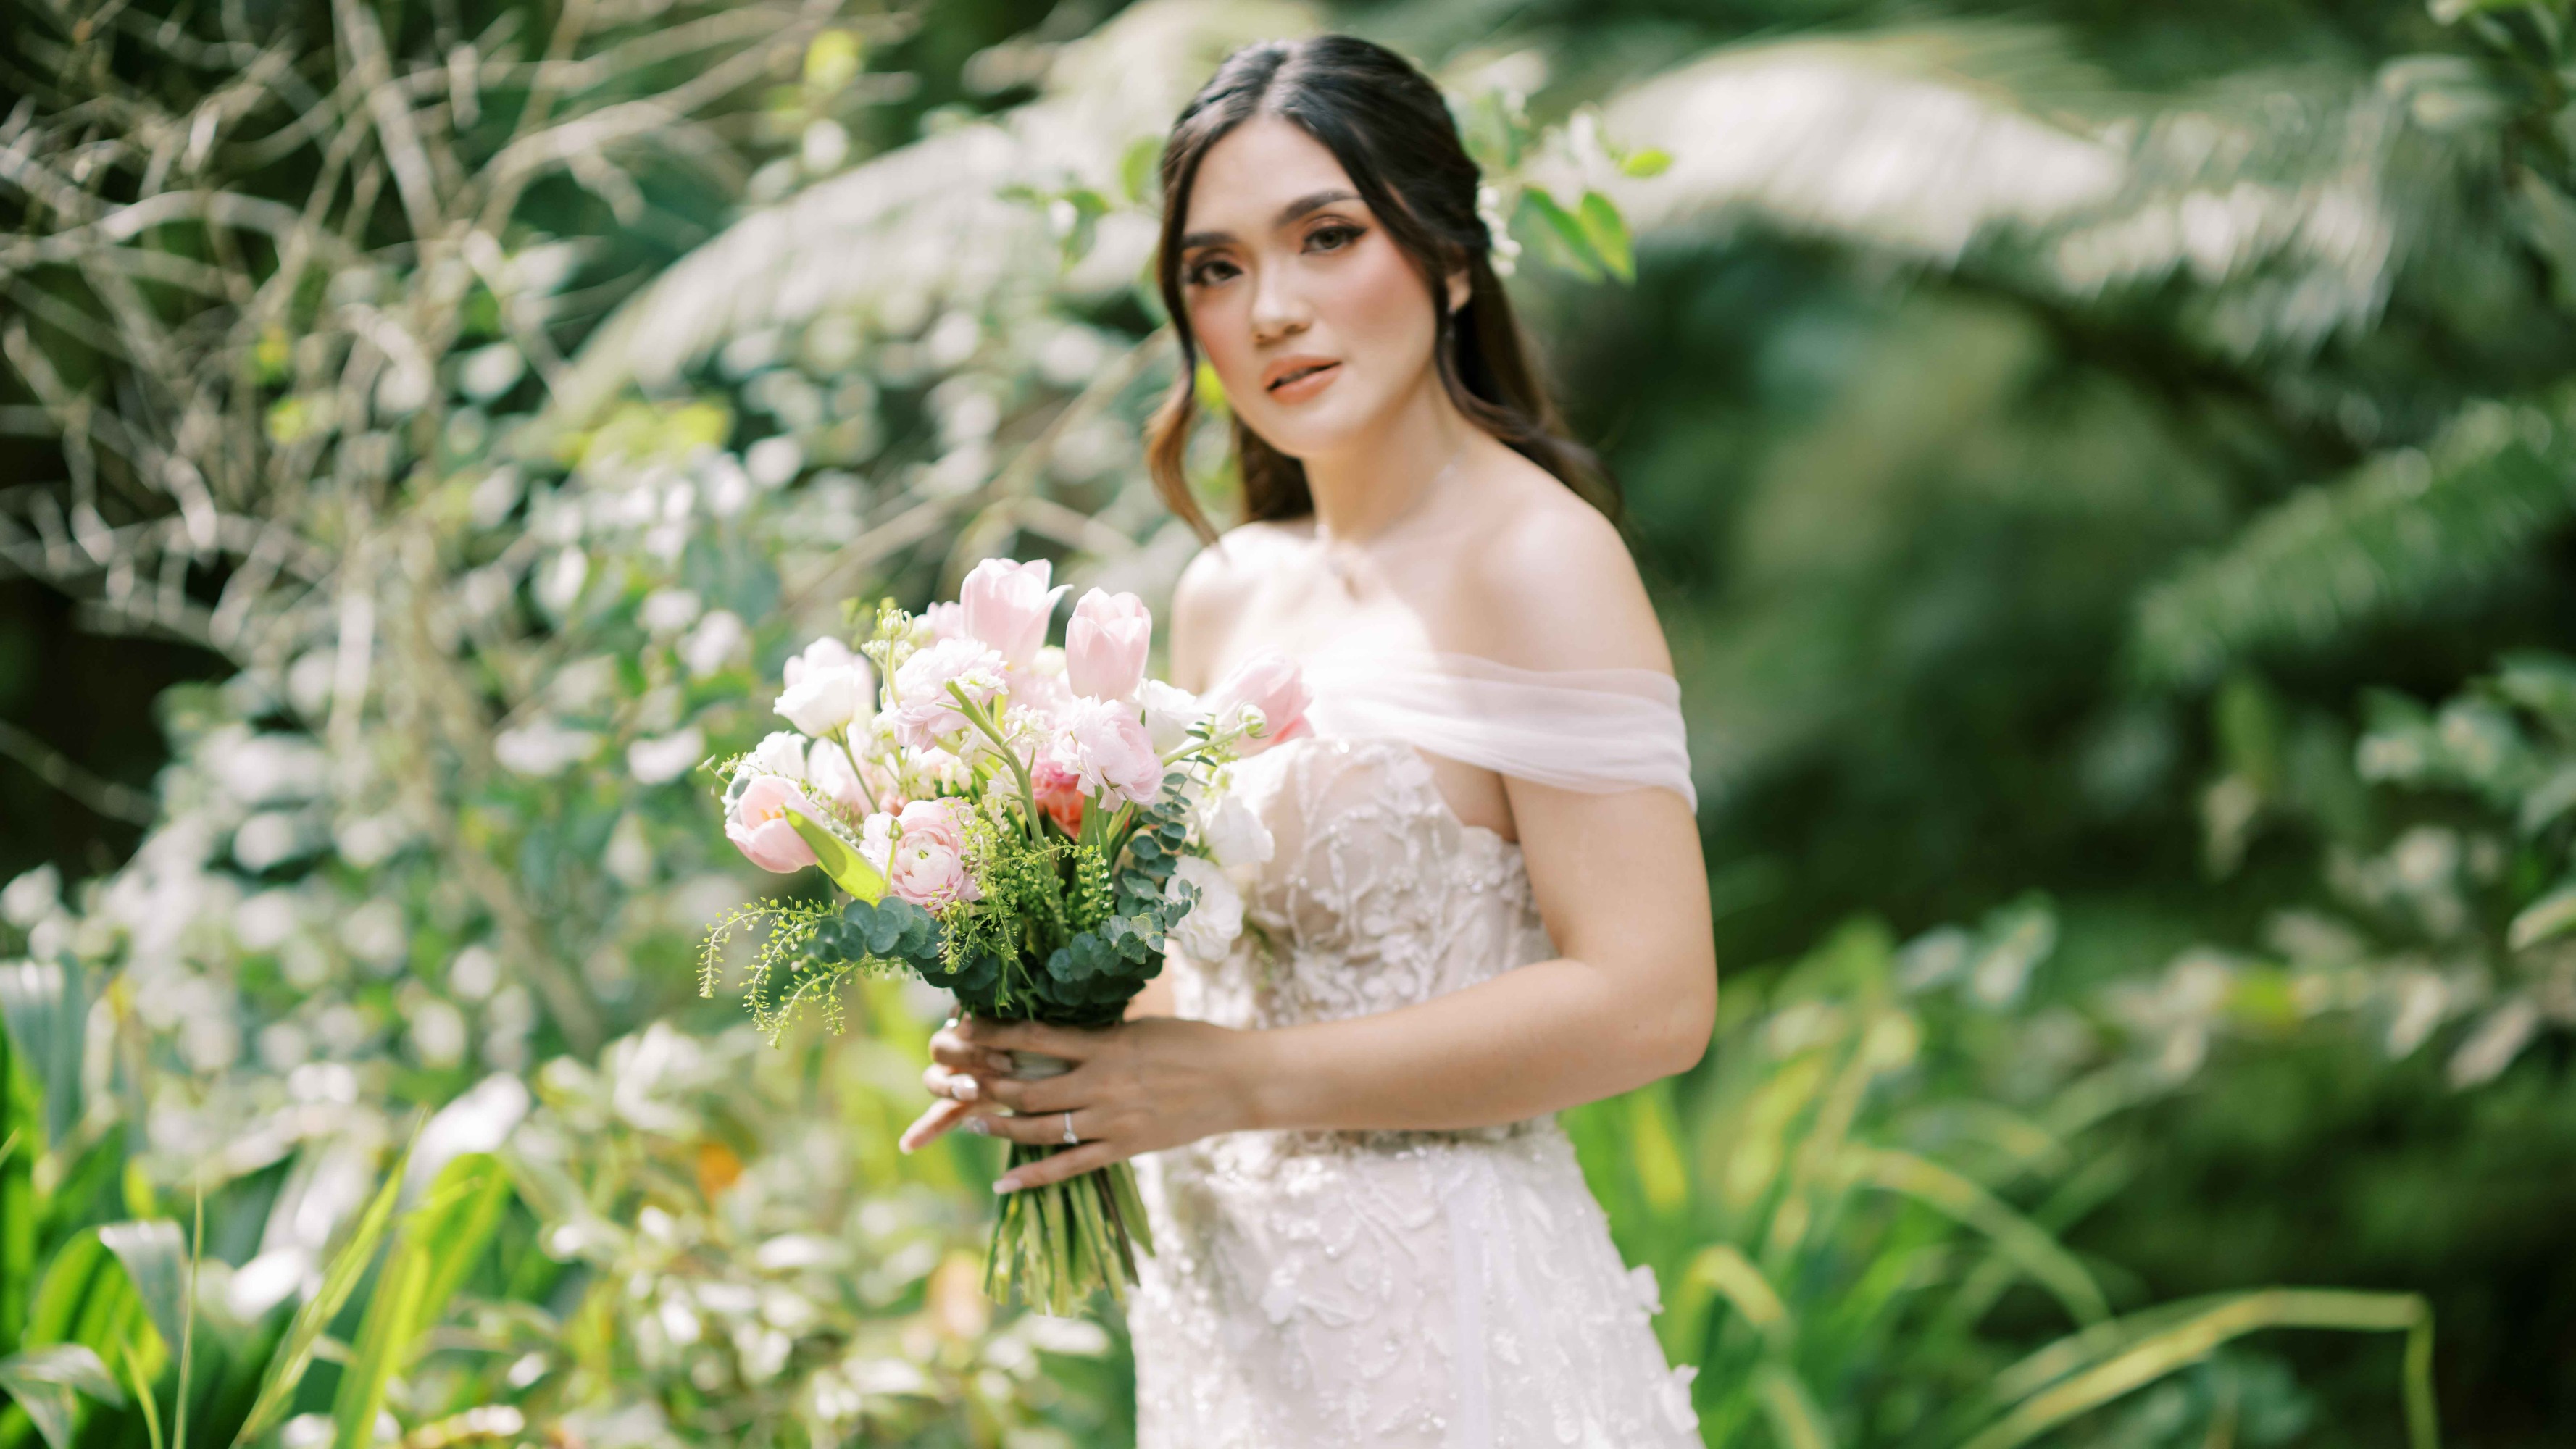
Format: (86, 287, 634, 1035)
(896, 1013, 1265, 1193)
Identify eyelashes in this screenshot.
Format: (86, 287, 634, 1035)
(1183, 221, 1369, 288)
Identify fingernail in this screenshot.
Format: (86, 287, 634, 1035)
(954, 1077, 978, 1101)
(993, 1177, 1019, 1194)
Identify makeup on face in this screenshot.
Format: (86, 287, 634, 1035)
(1176, 117, 1443, 459)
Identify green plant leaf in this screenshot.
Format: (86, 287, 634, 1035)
(2506, 879, 2576, 951)
(1520, 188, 1604, 283)
(93, 1224, 185, 1358)
(232, 1156, 409, 1448)
(1962, 1289, 2436, 1449)
(0, 1344, 123, 1449)
(0, 961, 86, 1151)
(1577, 190, 1635, 283)
(1620, 146, 1673, 178)
(785, 804, 886, 903)
(330, 1154, 512, 1449)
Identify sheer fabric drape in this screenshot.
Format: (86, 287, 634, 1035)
(1297, 650, 1696, 811)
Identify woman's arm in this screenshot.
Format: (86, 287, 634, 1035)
(1234, 777, 1712, 1132)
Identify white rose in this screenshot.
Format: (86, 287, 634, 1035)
(776, 638, 875, 738)
(1138, 680, 1207, 755)
(1196, 788, 1273, 871)
(777, 664, 871, 738)
(1165, 855, 1244, 961)
(746, 730, 809, 782)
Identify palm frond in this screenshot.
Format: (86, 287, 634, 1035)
(1588, 28, 2493, 357)
(2134, 390, 2576, 689)
(541, 0, 1317, 433)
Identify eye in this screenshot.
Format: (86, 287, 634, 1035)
(1306, 222, 1364, 253)
(1184, 254, 1239, 287)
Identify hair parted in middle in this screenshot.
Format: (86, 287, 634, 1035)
(1144, 34, 1617, 543)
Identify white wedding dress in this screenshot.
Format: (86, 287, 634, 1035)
(1126, 651, 1707, 1448)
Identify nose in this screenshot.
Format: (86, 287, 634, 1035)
(1248, 259, 1309, 346)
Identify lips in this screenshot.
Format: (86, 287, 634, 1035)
(1262, 356, 1341, 394)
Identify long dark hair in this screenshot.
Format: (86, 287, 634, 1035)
(1145, 35, 1617, 541)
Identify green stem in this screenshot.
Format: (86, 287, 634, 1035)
(946, 682, 1043, 842)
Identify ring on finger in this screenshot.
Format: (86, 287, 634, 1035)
(1060, 1109, 1077, 1145)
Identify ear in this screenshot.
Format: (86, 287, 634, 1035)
(1444, 265, 1472, 316)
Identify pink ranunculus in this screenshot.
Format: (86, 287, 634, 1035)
(806, 738, 873, 815)
(884, 797, 980, 906)
(894, 796, 970, 853)
(920, 601, 967, 642)
(726, 775, 823, 874)
(959, 558, 1067, 668)
(1206, 649, 1312, 756)
(1056, 696, 1163, 806)
(1065, 589, 1152, 701)
(1030, 756, 1085, 836)
(889, 637, 1008, 750)
(888, 837, 978, 908)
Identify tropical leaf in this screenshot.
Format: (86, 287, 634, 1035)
(0, 962, 85, 1150)
(0, 1345, 123, 1449)
(230, 1156, 408, 1448)
(2134, 391, 2576, 689)
(1958, 1288, 2438, 1449)
(92, 1224, 185, 1361)
(329, 1154, 511, 1449)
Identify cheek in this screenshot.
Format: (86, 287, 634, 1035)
(1316, 238, 1435, 367)
(1187, 289, 1255, 393)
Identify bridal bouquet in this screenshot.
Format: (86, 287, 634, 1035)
(698, 559, 1306, 1313)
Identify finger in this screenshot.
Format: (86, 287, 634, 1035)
(983, 1062, 1091, 1114)
(899, 1096, 975, 1153)
(995, 1140, 1128, 1193)
(961, 1108, 1097, 1147)
(922, 1064, 991, 1103)
(954, 1015, 1105, 1060)
(929, 1035, 1014, 1073)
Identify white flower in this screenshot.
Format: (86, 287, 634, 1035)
(1165, 855, 1244, 961)
(745, 731, 809, 782)
(1196, 788, 1272, 872)
(776, 637, 875, 738)
(1138, 680, 1206, 754)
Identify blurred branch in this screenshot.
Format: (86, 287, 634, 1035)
(0, 722, 157, 825)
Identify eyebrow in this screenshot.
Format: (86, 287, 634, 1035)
(1178, 188, 1362, 251)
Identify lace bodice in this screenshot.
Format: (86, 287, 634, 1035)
(1125, 655, 1705, 1448)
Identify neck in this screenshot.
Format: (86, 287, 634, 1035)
(1299, 371, 1472, 544)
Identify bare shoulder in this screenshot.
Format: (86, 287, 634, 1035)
(1169, 519, 1306, 691)
(1454, 464, 1671, 675)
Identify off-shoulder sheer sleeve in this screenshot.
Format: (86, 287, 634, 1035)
(1297, 650, 1698, 812)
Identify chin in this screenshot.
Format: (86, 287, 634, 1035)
(1238, 386, 1384, 462)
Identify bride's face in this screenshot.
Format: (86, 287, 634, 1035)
(1177, 115, 1459, 461)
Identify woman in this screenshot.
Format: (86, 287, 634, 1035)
(897, 35, 1716, 1447)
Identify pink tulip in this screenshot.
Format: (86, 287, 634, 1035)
(959, 558, 1066, 668)
(1206, 650, 1312, 756)
(727, 775, 823, 874)
(1065, 589, 1152, 701)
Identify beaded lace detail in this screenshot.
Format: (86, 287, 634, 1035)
(1127, 730, 1704, 1448)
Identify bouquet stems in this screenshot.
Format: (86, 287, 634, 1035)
(979, 1049, 1156, 1314)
